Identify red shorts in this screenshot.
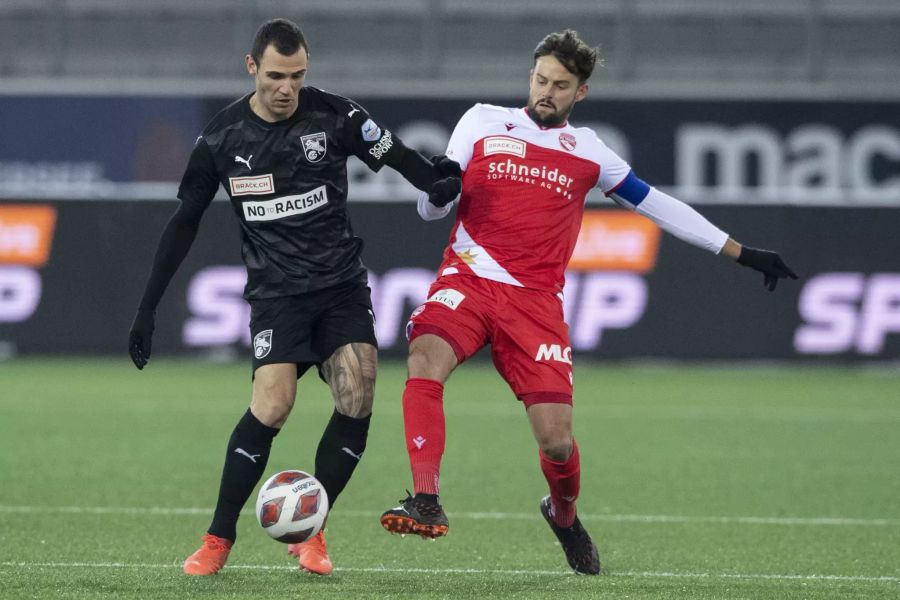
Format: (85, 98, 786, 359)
(407, 274, 573, 406)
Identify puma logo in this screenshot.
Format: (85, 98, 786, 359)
(347, 107, 360, 117)
(412, 436, 426, 449)
(234, 154, 252, 170)
(341, 447, 363, 461)
(234, 448, 260, 463)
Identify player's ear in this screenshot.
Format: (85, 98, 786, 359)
(575, 82, 589, 103)
(246, 54, 257, 76)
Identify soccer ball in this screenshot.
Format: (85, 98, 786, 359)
(255, 470, 329, 543)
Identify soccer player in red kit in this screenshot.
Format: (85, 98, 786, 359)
(380, 30, 797, 574)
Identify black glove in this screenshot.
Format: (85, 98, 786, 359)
(736, 246, 799, 292)
(128, 309, 156, 370)
(430, 155, 462, 179)
(428, 176, 461, 208)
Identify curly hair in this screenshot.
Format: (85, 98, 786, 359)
(533, 30, 601, 83)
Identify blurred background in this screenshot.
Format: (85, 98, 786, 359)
(1, 0, 899, 362)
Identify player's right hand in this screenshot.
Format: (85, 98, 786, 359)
(430, 155, 462, 179)
(128, 309, 156, 370)
(427, 176, 461, 208)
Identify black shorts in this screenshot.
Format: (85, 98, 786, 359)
(248, 280, 377, 377)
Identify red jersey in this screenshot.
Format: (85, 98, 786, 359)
(435, 103, 632, 293)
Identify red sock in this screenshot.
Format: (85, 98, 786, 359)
(540, 439, 581, 528)
(402, 378, 446, 496)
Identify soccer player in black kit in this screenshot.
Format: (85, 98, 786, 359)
(127, 18, 460, 576)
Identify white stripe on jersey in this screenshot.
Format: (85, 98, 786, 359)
(451, 221, 524, 287)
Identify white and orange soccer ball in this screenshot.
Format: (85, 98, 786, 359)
(255, 470, 329, 543)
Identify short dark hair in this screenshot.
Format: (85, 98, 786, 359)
(251, 18, 309, 65)
(533, 30, 600, 83)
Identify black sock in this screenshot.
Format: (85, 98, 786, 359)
(208, 409, 279, 541)
(314, 410, 371, 508)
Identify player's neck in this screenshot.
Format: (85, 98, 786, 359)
(249, 93, 300, 123)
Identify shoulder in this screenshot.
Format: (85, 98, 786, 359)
(302, 86, 363, 117)
(564, 124, 624, 163)
(461, 102, 517, 121)
(201, 94, 250, 138)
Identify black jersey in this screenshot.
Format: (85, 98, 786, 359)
(177, 86, 398, 299)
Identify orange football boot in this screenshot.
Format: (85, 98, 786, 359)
(287, 531, 333, 575)
(183, 533, 233, 575)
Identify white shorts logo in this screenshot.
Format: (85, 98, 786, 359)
(426, 288, 466, 310)
(254, 329, 273, 359)
(484, 136, 526, 158)
(361, 118, 382, 142)
(242, 186, 328, 221)
(229, 174, 274, 196)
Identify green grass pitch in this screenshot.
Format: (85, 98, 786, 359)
(1, 357, 898, 599)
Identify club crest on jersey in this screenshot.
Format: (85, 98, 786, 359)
(254, 329, 273, 359)
(559, 133, 577, 152)
(301, 132, 327, 163)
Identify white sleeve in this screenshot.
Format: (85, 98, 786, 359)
(414, 105, 479, 221)
(444, 104, 481, 171)
(625, 187, 729, 254)
(417, 190, 453, 221)
(594, 138, 632, 192)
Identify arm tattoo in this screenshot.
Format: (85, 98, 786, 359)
(322, 343, 377, 418)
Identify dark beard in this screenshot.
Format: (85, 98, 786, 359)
(526, 104, 567, 127)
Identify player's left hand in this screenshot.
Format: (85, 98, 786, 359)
(736, 246, 798, 291)
(128, 309, 156, 370)
(428, 176, 461, 208)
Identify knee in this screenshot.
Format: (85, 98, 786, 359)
(407, 346, 448, 382)
(335, 384, 374, 419)
(251, 386, 294, 428)
(540, 437, 573, 462)
(251, 394, 294, 428)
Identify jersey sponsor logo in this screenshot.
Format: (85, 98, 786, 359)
(486, 158, 575, 199)
(242, 186, 329, 221)
(0, 205, 57, 267)
(534, 343, 572, 365)
(368, 129, 394, 160)
(234, 154, 253, 170)
(254, 329, 273, 359)
(483, 136, 526, 158)
(301, 132, 327, 162)
(361, 118, 382, 142)
(426, 288, 465, 310)
(559, 132, 576, 152)
(229, 173, 274, 196)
